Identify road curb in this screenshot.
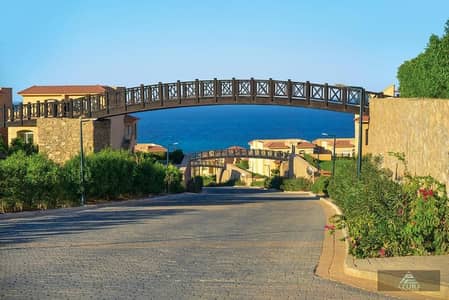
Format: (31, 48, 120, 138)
(318, 196, 449, 300)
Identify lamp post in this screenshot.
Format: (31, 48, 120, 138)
(165, 142, 179, 193)
(322, 133, 336, 177)
(166, 142, 179, 165)
(79, 117, 92, 206)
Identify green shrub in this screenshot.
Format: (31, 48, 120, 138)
(202, 175, 216, 186)
(397, 19, 449, 98)
(303, 153, 319, 168)
(250, 180, 265, 187)
(311, 176, 330, 195)
(133, 158, 165, 195)
(264, 175, 283, 189)
(186, 176, 203, 193)
(280, 177, 312, 191)
(236, 160, 249, 170)
(327, 155, 449, 258)
(169, 149, 184, 164)
(8, 138, 38, 156)
(165, 164, 184, 193)
(86, 149, 135, 199)
(0, 151, 61, 212)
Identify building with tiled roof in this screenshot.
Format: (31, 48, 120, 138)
(18, 85, 109, 96)
(297, 141, 318, 155)
(7, 85, 138, 161)
(134, 143, 167, 154)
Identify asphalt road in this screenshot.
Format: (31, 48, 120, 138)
(0, 187, 393, 299)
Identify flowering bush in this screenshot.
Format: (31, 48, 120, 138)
(327, 155, 449, 258)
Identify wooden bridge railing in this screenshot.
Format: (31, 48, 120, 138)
(1, 78, 383, 127)
(189, 148, 290, 161)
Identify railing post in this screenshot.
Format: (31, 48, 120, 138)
(232, 77, 237, 102)
(342, 87, 348, 110)
(214, 78, 218, 102)
(148, 85, 153, 103)
(250, 77, 256, 101)
(27, 103, 32, 119)
(97, 95, 101, 111)
(305, 81, 311, 105)
(177, 80, 181, 104)
(164, 84, 169, 102)
(324, 83, 329, 107)
(269, 78, 274, 101)
(199, 80, 204, 99)
(44, 100, 49, 118)
(106, 91, 111, 114)
(69, 99, 74, 118)
(158, 82, 164, 106)
(195, 79, 200, 103)
(36, 101, 41, 118)
(287, 79, 292, 103)
(139, 84, 145, 108)
(18, 103, 23, 125)
(87, 95, 92, 117)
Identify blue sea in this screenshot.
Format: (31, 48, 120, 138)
(134, 105, 355, 153)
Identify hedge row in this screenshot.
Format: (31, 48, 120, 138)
(397, 19, 449, 98)
(0, 149, 184, 213)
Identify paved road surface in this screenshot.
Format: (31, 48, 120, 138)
(0, 187, 393, 299)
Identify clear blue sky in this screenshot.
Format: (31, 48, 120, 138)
(1, 0, 448, 102)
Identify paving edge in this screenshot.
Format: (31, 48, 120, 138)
(317, 196, 449, 300)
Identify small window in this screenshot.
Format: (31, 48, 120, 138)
(17, 130, 34, 144)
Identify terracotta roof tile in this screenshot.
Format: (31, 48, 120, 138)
(331, 140, 354, 148)
(264, 142, 290, 149)
(297, 141, 316, 149)
(18, 85, 108, 95)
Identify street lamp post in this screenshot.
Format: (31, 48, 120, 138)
(166, 142, 179, 166)
(165, 142, 179, 193)
(322, 133, 336, 177)
(79, 117, 90, 206)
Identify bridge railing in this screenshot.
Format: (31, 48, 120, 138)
(189, 148, 290, 161)
(1, 79, 383, 127)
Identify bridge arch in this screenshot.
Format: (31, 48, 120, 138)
(1, 78, 382, 127)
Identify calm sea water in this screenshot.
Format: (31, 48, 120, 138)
(134, 105, 355, 153)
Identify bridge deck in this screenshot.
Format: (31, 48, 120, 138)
(1, 78, 382, 127)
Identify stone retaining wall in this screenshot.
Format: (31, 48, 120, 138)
(367, 98, 449, 188)
(37, 118, 110, 163)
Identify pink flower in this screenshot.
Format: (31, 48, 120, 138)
(378, 247, 386, 257)
(324, 224, 335, 230)
(397, 208, 404, 216)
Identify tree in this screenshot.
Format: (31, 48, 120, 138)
(397, 19, 449, 98)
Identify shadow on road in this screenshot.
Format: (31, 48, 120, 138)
(0, 187, 319, 246)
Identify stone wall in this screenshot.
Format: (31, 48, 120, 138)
(37, 118, 110, 163)
(367, 98, 449, 188)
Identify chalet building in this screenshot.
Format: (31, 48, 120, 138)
(6, 85, 138, 161)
